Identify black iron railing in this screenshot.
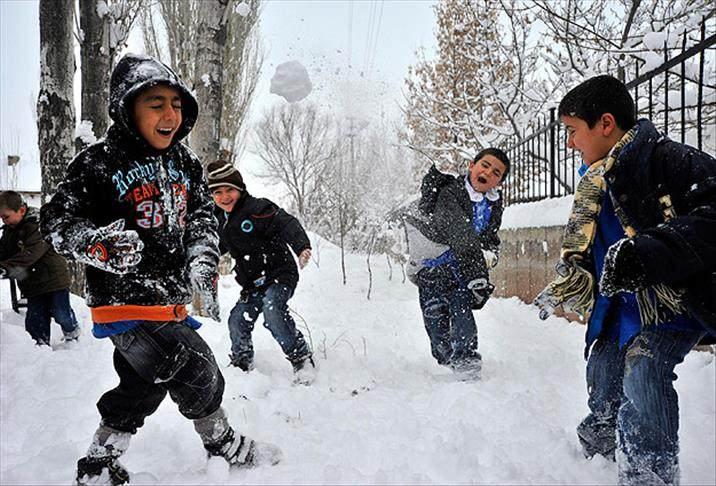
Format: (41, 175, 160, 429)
(504, 18, 716, 205)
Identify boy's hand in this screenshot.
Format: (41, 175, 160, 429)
(482, 249, 498, 269)
(189, 262, 220, 321)
(534, 257, 585, 320)
(83, 220, 144, 274)
(599, 238, 648, 296)
(467, 277, 494, 309)
(298, 248, 312, 269)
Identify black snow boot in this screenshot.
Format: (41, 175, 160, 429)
(195, 407, 282, 468)
(75, 424, 131, 485)
(76, 456, 130, 486)
(229, 353, 254, 372)
(577, 416, 617, 462)
(291, 355, 317, 385)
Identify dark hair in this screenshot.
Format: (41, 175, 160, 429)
(558, 75, 636, 130)
(0, 191, 24, 211)
(474, 147, 510, 179)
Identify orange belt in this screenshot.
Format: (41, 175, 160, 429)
(91, 304, 188, 324)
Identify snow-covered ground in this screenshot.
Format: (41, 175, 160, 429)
(1, 237, 714, 485)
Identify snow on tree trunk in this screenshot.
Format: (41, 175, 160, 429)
(191, 0, 229, 166)
(37, 0, 75, 205)
(78, 0, 111, 149)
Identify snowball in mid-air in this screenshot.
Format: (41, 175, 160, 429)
(269, 61, 313, 103)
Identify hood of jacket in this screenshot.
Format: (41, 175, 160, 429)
(108, 53, 198, 152)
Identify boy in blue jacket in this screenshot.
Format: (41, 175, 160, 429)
(536, 75, 715, 485)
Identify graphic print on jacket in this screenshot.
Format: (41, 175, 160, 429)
(41, 54, 218, 308)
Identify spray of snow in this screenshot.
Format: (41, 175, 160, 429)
(75, 120, 98, 146)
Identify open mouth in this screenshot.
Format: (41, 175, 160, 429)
(157, 127, 175, 136)
(477, 176, 487, 184)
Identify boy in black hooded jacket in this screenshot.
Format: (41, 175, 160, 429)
(41, 54, 279, 485)
(206, 160, 315, 383)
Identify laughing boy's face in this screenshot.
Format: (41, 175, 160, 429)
(132, 84, 183, 150)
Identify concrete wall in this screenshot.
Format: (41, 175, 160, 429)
(492, 225, 565, 303)
(491, 225, 585, 323)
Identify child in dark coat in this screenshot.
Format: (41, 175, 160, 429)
(41, 54, 279, 485)
(403, 148, 509, 379)
(0, 190, 79, 345)
(207, 160, 315, 384)
(535, 75, 716, 485)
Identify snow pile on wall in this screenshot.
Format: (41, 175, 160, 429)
(501, 195, 573, 229)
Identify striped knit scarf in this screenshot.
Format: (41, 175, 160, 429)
(536, 127, 685, 324)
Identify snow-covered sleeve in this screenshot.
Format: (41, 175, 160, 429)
(432, 185, 488, 281)
(183, 155, 219, 270)
(40, 153, 100, 258)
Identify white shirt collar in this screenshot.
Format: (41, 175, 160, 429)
(464, 175, 500, 202)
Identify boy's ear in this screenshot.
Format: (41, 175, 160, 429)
(600, 113, 618, 137)
(18, 205, 27, 217)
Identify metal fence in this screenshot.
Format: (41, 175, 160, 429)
(503, 18, 716, 205)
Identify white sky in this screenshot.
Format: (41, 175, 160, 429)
(0, 0, 437, 191)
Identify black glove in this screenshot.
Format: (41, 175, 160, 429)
(189, 261, 220, 321)
(81, 220, 144, 274)
(599, 238, 648, 296)
(467, 277, 494, 309)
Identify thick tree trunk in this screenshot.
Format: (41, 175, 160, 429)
(191, 0, 228, 165)
(78, 0, 111, 147)
(37, 0, 75, 204)
(190, 0, 228, 315)
(38, 0, 83, 296)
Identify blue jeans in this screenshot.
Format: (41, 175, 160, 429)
(579, 327, 704, 485)
(228, 283, 310, 363)
(98, 322, 225, 433)
(417, 266, 480, 367)
(25, 289, 78, 344)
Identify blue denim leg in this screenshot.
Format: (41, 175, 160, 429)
(261, 283, 310, 362)
(25, 294, 52, 344)
(48, 289, 78, 334)
(617, 328, 704, 486)
(418, 276, 452, 365)
(578, 337, 626, 460)
(448, 286, 480, 365)
(227, 293, 262, 359)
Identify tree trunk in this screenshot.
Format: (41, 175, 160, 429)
(191, 0, 228, 165)
(78, 0, 111, 148)
(38, 0, 83, 296)
(37, 0, 76, 204)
